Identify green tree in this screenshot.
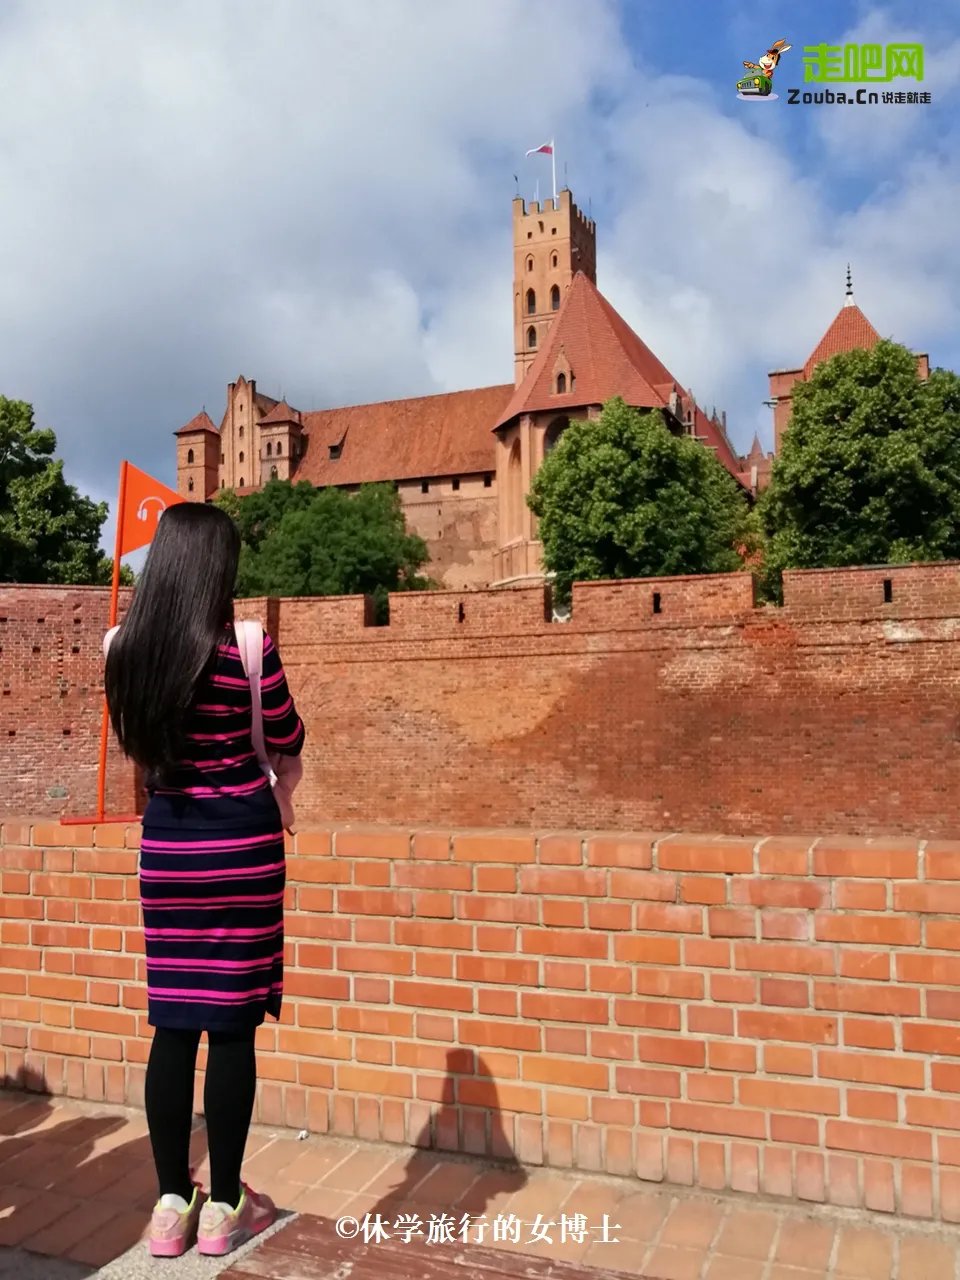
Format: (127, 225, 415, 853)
(217, 478, 433, 616)
(760, 340, 960, 595)
(527, 397, 758, 602)
(0, 397, 128, 585)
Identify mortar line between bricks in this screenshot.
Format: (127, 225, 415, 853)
(698, 1201, 730, 1280)
(825, 1217, 841, 1280)
(759, 1214, 780, 1280)
(636, 1190, 677, 1275)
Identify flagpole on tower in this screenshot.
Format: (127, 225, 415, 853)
(551, 139, 557, 201)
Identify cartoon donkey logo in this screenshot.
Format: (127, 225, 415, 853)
(737, 38, 791, 99)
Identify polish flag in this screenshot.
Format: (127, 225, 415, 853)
(525, 142, 553, 156)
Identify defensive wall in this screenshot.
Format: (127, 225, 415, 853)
(3, 562, 960, 836)
(3, 821, 960, 1222)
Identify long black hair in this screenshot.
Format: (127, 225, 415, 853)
(105, 502, 241, 778)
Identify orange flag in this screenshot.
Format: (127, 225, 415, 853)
(118, 461, 184, 556)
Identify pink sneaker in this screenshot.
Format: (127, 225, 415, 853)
(149, 1185, 203, 1257)
(197, 1183, 276, 1256)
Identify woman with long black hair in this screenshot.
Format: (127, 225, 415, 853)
(105, 503, 304, 1258)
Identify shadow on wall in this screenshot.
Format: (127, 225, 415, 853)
(366, 1049, 529, 1231)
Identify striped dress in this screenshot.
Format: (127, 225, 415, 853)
(138, 624, 305, 1032)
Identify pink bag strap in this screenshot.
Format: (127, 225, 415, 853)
(234, 620, 268, 766)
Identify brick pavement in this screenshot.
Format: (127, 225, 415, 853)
(1, 1092, 958, 1279)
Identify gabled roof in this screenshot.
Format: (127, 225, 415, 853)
(174, 410, 218, 437)
(493, 272, 742, 481)
(292, 385, 512, 487)
(804, 302, 881, 378)
(260, 399, 303, 426)
(494, 272, 676, 429)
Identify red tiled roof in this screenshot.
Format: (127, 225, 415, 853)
(291, 385, 513, 487)
(804, 303, 881, 378)
(494, 273, 677, 429)
(260, 400, 303, 426)
(254, 391, 279, 413)
(690, 406, 742, 479)
(494, 273, 742, 481)
(174, 410, 218, 437)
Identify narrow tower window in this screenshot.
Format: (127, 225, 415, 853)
(276, 442, 282, 456)
(527, 326, 537, 349)
(551, 252, 558, 267)
(526, 288, 536, 315)
(266, 442, 272, 456)
(239, 451, 244, 463)
(270, 466, 278, 480)
(551, 285, 560, 311)
(239, 425, 244, 439)
(526, 256, 534, 273)
(239, 477, 244, 487)
(187, 448, 194, 464)
(557, 372, 567, 394)
(188, 478, 194, 492)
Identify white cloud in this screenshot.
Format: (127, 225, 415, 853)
(0, 0, 957, 533)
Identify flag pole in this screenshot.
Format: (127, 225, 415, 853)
(94, 460, 128, 821)
(551, 139, 557, 201)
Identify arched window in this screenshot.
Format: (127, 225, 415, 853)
(239, 477, 244, 488)
(551, 252, 558, 268)
(221, 451, 225, 463)
(506, 439, 523, 542)
(276, 442, 282, 456)
(527, 326, 537, 349)
(266, 442, 272, 457)
(526, 256, 534, 273)
(556, 372, 567, 394)
(526, 288, 536, 315)
(551, 285, 560, 311)
(187, 448, 194, 464)
(544, 417, 568, 457)
(239, 425, 244, 439)
(188, 478, 194, 492)
(270, 466, 278, 480)
(239, 451, 244, 463)
(221, 479, 225, 489)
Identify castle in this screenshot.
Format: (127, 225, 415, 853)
(175, 194, 927, 590)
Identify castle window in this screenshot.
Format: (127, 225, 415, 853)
(527, 326, 537, 349)
(221, 451, 225, 463)
(452, 477, 460, 491)
(270, 466, 278, 480)
(421, 480, 429, 494)
(239, 425, 244, 439)
(556, 372, 567, 394)
(329, 443, 341, 460)
(266, 442, 272, 457)
(551, 285, 560, 311)
(188, 478, 194, 492)
(187, 448, 194, 464)
(551, 252, 558, 268)
(526, 256, 534, 272)
(239, 451, 244, 463)
(221, 479, 225, 489)
(276, 442, 282, 456)
(526, 288, 536, 315)
(239, 477, 244, 487)
(484, 473, 493, 488)
(551, 227, 557, 235)
(538, 221, 544, 232)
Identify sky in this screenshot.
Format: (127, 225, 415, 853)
(0, 0, 957, 553)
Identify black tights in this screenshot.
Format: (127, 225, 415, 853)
(145, 1027, 257, 1208)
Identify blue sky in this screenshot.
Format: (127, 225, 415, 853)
(0, 0, 956, 551)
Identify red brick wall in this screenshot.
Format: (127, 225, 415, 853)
(5, 562, 960, 836)
(4, 820, 960, 1222)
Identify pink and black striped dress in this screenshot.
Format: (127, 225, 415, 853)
(139, 623, 305, 1032)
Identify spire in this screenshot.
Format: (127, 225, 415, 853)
(844, 262, 854, 308)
